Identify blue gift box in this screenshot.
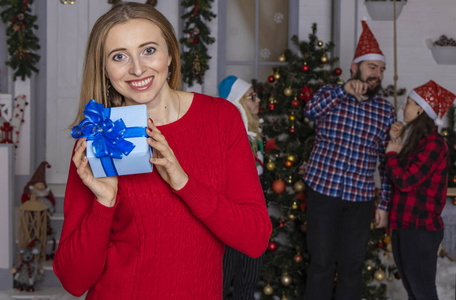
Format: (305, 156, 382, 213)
(71, 100, 153, 178)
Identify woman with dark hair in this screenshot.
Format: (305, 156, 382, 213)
(385, 80, 455, 300)
(53, 3, 271, 299)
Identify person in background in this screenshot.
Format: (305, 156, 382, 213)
(53, 3, 271, 299)
(302, 21, 396, 300)
(218, 75, 265, 299)
(385, 80, 454, 300)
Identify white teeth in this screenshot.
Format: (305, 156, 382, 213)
(130, 77, 153, 87)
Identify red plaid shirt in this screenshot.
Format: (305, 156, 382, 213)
(385, 128, 449, 230)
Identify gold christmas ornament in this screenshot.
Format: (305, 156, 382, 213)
(441, 129, 449, 137)
(293, 181, 305, 192)
(374, 269, 386, 281)
(278, 53, 286, 62)
(266, 160, 276, 171)
(281, 295, 288, 300)
(366, 264, 373, 271)
(289, 113, 296, 121)
(287, 154, 296, 162)
(284, 87, 293, 97)
(292, 201, 299, 210)
(281, 273, 292, 286)
(383, 235, 391, 244)
(388, 274, 394, 282)
(317, 40, 324, 47)
(288, 214, 295, 220)
(274, 72, 281, 80)
(263, 284, 274, 295)
(287, 175, 293, 184)
(321, 54, 328, 63)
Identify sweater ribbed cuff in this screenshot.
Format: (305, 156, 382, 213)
(87, 196, 118, 225)
(174, 176, 216, 218)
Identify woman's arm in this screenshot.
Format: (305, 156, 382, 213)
(385, 135, 447, 192)
(174, 107, 272, 258)
(53, 144, 117, 297)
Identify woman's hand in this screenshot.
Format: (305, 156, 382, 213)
(389, 121, 404, 140)
(73, 138, 118, 207)
(375, 209, 388, 228)
(386, 137, 403, 154)
(344, 79, 368, 101)
(147, 119, 189, 191)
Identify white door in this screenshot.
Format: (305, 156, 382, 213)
(45, 1, 111, 183)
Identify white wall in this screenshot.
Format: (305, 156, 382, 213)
(353, 0, 456, 121)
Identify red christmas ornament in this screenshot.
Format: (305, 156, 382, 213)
(267, 240, 277, 252)
(334, 67, 342, 76)
(301, 64, 309, 72)
(272, 179, 286, 194)
(290, 127, 295, 133)
(268, 75, 275, 83)
(378, 242, 384, 248)
(294, 253, 303, 263)
(268, 103, 275, 111)
(291, 98, 300, 107)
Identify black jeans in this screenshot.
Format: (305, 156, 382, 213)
(304, 188, 374, 300)
(391, 228, 443, 300)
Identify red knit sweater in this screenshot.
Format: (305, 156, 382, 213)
(53, 93, 272, 299)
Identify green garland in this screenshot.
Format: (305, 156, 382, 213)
(0, 0, 40, 81)
(180, 0, 215, 87)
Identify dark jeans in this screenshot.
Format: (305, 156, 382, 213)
(391, 228, 443, 300)
(304, 188, 374, 300)
(222, 246, 263, 300)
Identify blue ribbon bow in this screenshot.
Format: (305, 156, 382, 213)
(71, 100, 147, 176)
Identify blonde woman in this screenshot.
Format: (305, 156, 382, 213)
(53, 4, 271, 299)
(219, 75, 265, 299)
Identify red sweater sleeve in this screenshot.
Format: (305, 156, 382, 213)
(53, 146, 117, 297)
(174, 102, 272, 258)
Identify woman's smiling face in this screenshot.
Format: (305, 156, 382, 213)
(104, 18, 171, 106)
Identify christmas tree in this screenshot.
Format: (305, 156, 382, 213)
(254, 23, 340, 300)
(442, 105, 456, 189)
(254, 24, 400, 300)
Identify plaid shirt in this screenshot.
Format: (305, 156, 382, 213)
(385, 128, 449, 230)
(303, 84, 396, 209)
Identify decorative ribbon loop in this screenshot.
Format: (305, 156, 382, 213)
(71, 100, 137, 159)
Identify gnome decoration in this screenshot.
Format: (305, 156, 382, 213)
(21, 162, 56, 260)
(21, 162, 55, 213)
(11, 239, 44, 292)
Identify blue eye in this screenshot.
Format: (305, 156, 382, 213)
(113, 54, 125, 61)
(144, 47, 155, 55)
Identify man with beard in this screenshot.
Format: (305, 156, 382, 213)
(302, 21, 396, 300)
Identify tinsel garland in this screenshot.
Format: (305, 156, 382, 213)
(180, 0, 215, 87)
(0, 0, 40, 81)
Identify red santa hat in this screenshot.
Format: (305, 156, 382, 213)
(408, 80, 456, 126)
(353, 21, 385, 64)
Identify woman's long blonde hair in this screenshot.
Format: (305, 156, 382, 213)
(239, 96, 262, 145)
(70, 2, 182, 128)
